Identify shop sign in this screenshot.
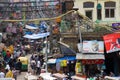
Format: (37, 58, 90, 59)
(82, 40, 104, 53)
(76, 53, 105, 60)
(103, 33, 120, 53)
(112, 23, 120, 32)
(112, 23, 120, 27)
(82, 59, 104, 64)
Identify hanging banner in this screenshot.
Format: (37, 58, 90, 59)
(82, 40, 104, 53)
(103, 33, 120, 53)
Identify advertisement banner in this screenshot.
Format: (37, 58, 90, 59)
(103, 33, 120, 53)
(82, 40, 104, 53)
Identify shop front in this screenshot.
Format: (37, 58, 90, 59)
(47, 56, 76, 79)
(75, 53, 105, 78)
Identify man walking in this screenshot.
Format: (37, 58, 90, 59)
(36, 60, 41, 75)
(16, 59, 22, 74)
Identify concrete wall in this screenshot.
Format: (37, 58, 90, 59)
(73, 0, 120, 25)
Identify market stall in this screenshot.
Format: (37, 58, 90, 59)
(75, 53, 105, 78)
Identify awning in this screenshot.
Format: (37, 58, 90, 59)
(59, 42, 76, 55)
(76, 53, 105, 60)
(47, 59, 56, 64)
(56, 56, 76, 63)
(48, 56, 76, 64)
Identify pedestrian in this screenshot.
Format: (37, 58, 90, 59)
(5, 69, 13, 78)
(36, 60, 41, 75)
(12, 68, 17, 80)
(5, 63, 10, 71)
(0, 69, 5, 78)
(31, 59, 36, 74)
(16, 59, 22, 74)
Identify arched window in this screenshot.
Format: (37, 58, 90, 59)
(104, 1, 116, 18)
(83, 2, 94, 8)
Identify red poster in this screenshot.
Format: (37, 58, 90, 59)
(103, 33, 120, 53)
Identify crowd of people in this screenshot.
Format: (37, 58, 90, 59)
(30, 53, 44, 75)
(0, 21, 47, 80)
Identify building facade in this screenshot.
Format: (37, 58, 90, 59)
(73, 0, 120, 25)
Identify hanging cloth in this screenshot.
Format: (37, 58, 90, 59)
(60, 60, 67, 67)
(56, 62, 60, 71)
(75, 62, 82, 73)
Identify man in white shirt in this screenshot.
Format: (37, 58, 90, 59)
(36, 60, 41, 75)
(0, 70, 5, 78)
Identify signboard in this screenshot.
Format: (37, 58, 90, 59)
(82, 59, 104, 64)
(82, 40, 104, 53)
(103, 33, 120, 53)
(112, 23, 120, 32)
(76, 53, 105, 60)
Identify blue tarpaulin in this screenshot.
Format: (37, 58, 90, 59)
(56, 56, 76, 63)
(23, 32, 50, 39)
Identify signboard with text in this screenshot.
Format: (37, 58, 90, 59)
(82, 40, 104, 53)
(103, 33, 120, 53)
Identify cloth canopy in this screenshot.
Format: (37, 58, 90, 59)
(23, 32, 50, 39)
(25, 25, 38, 29)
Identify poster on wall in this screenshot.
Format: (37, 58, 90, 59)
(103, 33, 120, 53)
(82, 40, 104, 53)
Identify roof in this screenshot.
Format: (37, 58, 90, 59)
(59, 42, 76, 55)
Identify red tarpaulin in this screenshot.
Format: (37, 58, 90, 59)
(103, 33, 120, 53)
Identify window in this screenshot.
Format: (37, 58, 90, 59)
(85, 10, 92, 19)
(83, 2, 94, 8)
(104, 1, 116, 18)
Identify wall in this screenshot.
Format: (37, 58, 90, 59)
(73, 0, 120, 24)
